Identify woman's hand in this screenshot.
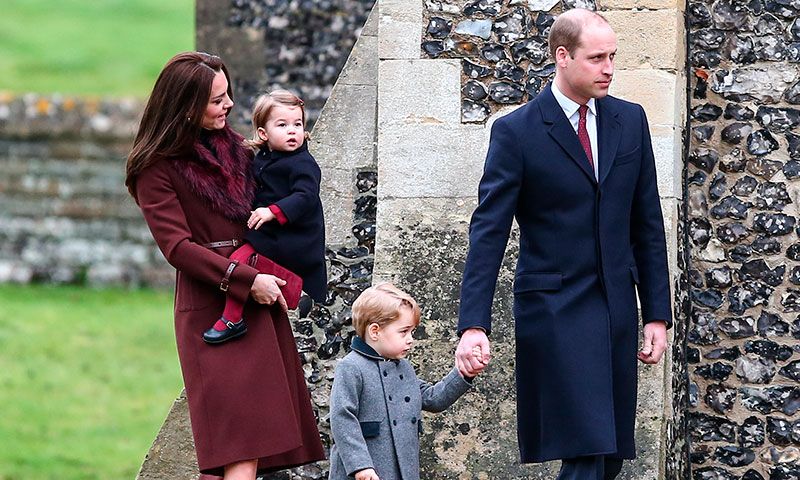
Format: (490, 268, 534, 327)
(248, 207, 275, 230)
(250, 274, 288, 311)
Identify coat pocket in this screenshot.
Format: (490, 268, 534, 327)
(175, 271, 216, 312)
(360, 421, 381, 438)
(630, 265, 640, 285)
(514, 272, 563, 293)
(615, 148, 640, 165)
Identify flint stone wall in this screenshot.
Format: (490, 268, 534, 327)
(686, 1, 800, 479)
(198, 0, 376, 132)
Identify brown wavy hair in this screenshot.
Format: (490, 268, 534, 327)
(125, 51, 234, 200)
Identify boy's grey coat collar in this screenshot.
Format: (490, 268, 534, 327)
(350, 336, 399, 362)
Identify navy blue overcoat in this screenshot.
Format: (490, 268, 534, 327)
(458, 85, 672, 463)
(244, 142, 327, 301)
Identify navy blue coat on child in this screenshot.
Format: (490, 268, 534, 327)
(244, 142, 327, 301)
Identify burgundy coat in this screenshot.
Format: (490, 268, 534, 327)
(135, 144, 324, 476)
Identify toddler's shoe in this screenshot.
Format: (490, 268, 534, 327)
(203, 317, 247, 344)
(298, 294, 313, 318)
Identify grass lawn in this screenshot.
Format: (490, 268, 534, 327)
(1, 0, 194, 96)
(0, 284, 182, 480)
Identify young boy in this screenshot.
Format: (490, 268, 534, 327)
(328, 283, 479, 480)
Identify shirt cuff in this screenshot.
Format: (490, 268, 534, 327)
(268, 204, 288, 225)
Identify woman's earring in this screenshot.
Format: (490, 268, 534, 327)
(187, 117, 192, 122)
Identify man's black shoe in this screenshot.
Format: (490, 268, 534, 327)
(203, 318, 247, 344)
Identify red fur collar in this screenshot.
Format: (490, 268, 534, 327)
(171, 126, 255, 222)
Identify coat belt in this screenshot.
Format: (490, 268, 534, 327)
(202, 239, 241, 249)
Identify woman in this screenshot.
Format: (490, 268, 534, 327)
(125, 52, 325, 479)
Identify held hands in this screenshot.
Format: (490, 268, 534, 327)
(247, 207, 275, 230)
(250, 274, 288, 311)
(456, 328, 491, 378)
(638, 321, 668, 364)
(355, 468, 380, 480)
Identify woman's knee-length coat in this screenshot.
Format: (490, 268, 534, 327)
(134, 129, 324, 476)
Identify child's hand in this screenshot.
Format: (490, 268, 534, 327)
(456, 345, 486, 378)
(355, 468, 380, 480)
(467, 345, 486, 377)
(472, 346, 484, 363)
(248, 207, 275, 230)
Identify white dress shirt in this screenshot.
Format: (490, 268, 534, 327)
(551, 81, 599, 180)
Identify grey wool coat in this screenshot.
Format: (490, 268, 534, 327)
(328, 337, 472, 480)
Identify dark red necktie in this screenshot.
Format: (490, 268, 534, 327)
(577, 104, 594, 170)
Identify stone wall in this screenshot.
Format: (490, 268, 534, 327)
(0, 94, 174, 287)
(0, 0, 377, 289)
(685, 1, 800, 479)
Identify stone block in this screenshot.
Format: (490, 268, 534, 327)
(378, 123, 487, 198)
(604, 10, 684, 70)
(378, 0, 423, 59)
(651, 125, 683, 200)
(609, 69, 683, 128)
(136, 391, 199, 480)
(336, 10, 378, 87)
(313, 84, 377, 243)
(660, 197, 681, 282)
(378, 59, 462, 126)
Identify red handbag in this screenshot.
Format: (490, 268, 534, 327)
(247, 253, 303, 309)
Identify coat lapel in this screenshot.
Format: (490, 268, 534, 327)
(539, 86, 596, 184)
(596, 97, 622, 187)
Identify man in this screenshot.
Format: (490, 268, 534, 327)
(455, 9, 672, 480)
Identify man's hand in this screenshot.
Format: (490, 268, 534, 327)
(638, 321, 667, 364)
(248, 207, 275, 230)
(456, 328, 491, 377)
(355, 468, 380, 480)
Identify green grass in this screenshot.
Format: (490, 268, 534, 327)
(1, 0, 194, 96)
(0, 285, 182, 480)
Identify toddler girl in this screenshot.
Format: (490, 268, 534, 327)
(203, 90, 327, 344)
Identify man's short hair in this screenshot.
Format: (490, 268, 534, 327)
(351, 282, 421, 338)
(548, 9, 609, 59)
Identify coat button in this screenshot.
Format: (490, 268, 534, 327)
(411, 417, 417, 424)
(383, 371, 388, 377)
(405, 396, 410, 402)
(388, 395, 393, 401)
(399, 374, 404, 380)
(393, 419, 397, 426)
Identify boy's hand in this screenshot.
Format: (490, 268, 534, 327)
(457, 346, 486, 379)
(456, 328, 490, 377)
(355, 468, 380, 480)
(248, 207, 275, 230)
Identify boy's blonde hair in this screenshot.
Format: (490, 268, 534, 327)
(246, 89, 308, 149)
(352, 283, 421, 338)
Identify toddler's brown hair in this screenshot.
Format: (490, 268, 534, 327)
(351, 283, 421, 339)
